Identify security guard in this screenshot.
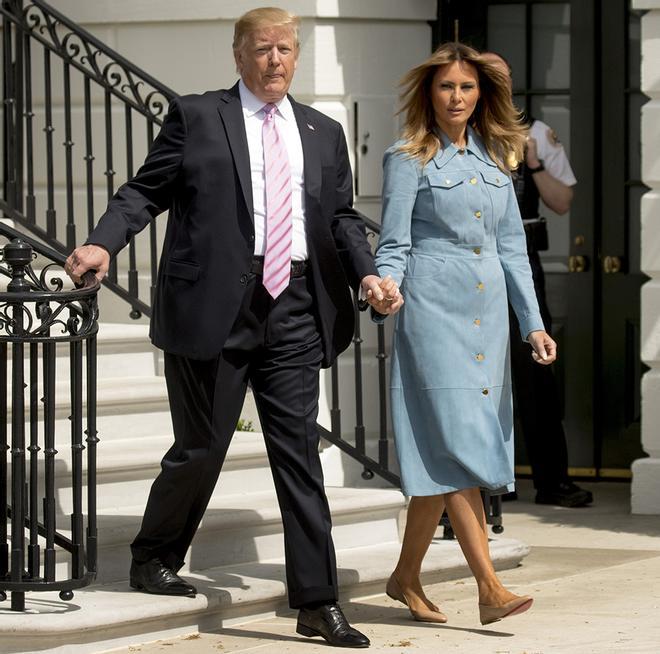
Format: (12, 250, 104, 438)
(485, 52, 592, 507)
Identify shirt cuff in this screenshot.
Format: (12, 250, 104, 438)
(518, 313, 546, 342)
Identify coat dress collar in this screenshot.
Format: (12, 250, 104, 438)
(431, 125, 497, 170)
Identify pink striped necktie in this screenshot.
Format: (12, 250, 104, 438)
(262, 103, 293, 299)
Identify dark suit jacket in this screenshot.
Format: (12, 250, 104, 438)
(87, 82, 377, 366)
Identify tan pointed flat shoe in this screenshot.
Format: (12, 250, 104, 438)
(478, 595, 533, 625)
(386, 575, 448, 624)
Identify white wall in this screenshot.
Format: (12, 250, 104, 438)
(633, 0, 660, 513)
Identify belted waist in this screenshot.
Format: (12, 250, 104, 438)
(250, 256, 309, 277)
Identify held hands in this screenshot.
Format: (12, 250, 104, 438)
(527, 330, 557, 365)
(361, 274, 404, 315)
(64, 244, 110, 284)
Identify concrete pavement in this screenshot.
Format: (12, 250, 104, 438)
(103, 480, 660, 654)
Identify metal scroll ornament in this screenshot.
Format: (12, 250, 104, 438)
(14, 1, 174, 122)
(0, 239, 99, 342)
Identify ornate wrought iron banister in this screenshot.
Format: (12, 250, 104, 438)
(0, 227, 99, 611)
(1, 0, 175, 319)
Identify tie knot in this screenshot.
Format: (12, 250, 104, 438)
(263, 103, 277, 120)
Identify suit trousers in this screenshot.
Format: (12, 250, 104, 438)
(509, 250, 569, 491)
(130, 271, 339, 608)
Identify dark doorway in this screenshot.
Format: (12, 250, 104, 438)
(436, 0, 646, 478)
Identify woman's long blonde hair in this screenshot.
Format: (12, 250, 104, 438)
(398, 42, 526, 171)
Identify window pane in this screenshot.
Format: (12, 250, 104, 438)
(512, 93, 526, 116)
(487, 4, 526, 91)
(531, 4, 571, 89)
(531, 94, 571, 158)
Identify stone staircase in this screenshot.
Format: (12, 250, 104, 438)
(0, 321, 530, 653)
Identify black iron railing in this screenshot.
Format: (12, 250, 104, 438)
(1, 0, 175, 319)
(0, 222, 99, 611)
(0, 0, 502, 539)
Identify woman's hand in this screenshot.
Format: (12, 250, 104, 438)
(527, 330, 557, 365)
(361, 274, 404, 315)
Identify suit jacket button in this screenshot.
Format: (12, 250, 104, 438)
(240, 274, 248, 284)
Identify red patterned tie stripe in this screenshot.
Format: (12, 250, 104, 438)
(262, 103, 293, 299)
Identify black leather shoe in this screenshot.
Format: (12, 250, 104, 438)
(129, 558, 197, 597)
(536, 482, 593, 508)
(297, 603, 370, 648)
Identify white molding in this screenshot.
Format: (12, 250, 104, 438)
(48, 0, 437, 25)
(632, 0, 660, 8)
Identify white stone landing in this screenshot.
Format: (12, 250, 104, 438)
(0, 537, 529, 654)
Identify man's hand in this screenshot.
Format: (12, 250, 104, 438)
(65, 244, 110, 284)
(361, 274, 404, 315)
(527, 330, 557, 365)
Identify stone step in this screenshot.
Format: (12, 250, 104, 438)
(51, 485, 407, 584)
(3, 322, 156, 382)
(4, 375, 170, 420)
(0, 537, 530, 654)
(9, 430, 273, 513)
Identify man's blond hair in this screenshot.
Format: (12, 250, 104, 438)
(233, 7, 301, 54)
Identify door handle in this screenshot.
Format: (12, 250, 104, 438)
(568, 255, 589, 273)
(603, 255, 623, 274)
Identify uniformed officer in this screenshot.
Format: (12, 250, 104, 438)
(484, 52, 592, 508)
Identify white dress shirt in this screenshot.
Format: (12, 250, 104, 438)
(239, 79, 307, 261)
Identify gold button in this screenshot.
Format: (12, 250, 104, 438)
(458, 148, 465, 155)
(470, 177, 477, 185)
(474, 318, 481, 326)
(477, 282, 484, 291)
(473, 247, 481, 255)
(482, 388, 489, 395)
(476, 353, 485, 361)
(475, 211, 482, 219)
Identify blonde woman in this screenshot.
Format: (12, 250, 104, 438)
(374, 42, 556, 626)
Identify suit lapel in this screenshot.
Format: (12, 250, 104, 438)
(291, 98, 321, 205)
(217, 83, 254, 221)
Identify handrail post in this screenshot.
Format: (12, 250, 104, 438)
(0, 236, 99, 609)
(4, 239, 32, 611)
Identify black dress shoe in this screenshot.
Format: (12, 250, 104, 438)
(297, 603, 370, 648)
(129, 558, 197, 597)
(535, 482, 593, 508)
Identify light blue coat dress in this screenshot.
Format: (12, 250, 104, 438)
(374, 128, 544, 496)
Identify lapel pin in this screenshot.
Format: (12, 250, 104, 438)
(307, 123, 315, 131)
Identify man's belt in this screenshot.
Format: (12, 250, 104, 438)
(250, 256, 308, 278)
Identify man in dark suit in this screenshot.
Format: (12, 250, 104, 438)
(66, 7, 401, 648)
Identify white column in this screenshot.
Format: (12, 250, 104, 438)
(633, 2, 660, 513)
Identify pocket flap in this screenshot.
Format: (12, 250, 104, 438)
(480, 170, 511, 188)
(163, 258, 200, 281)
(427, 171, 467, 189)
